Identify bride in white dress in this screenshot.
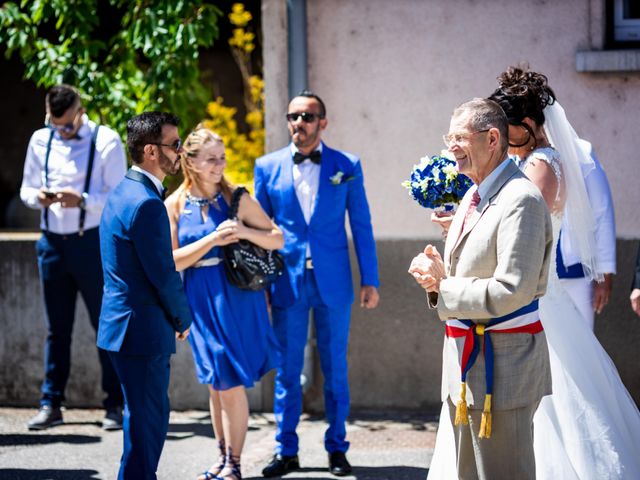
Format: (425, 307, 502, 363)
(427, 67, 640, 479)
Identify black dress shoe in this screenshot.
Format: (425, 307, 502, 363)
(262, 454, 300, 477)
(27, 405, 63, 430)
(328, 451, 352, 476)
(102, 406, 123, 431)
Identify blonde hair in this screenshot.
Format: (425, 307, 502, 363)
(168, 124, 235, 219)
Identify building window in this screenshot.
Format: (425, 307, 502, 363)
(608, 0, 640, 47)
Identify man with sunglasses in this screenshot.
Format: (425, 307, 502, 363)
(20, 84, 126, 431)
(98, 111, 192, 479)
(255, 91, 380, 477)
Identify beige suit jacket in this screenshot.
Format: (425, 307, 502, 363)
(433, 160, 553, 411)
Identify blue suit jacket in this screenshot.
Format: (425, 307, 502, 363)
(254, 143, 379, 308)
(97, 169, 192, 356)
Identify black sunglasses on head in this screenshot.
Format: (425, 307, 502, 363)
(286, 112, 323, 123)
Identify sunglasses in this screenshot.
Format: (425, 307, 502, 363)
(45, 109, 82, 134)
(286, 112, 323, 123)
(149, 139, 183, 153)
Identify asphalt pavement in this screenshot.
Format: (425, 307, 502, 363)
(0, 408, 437, 480)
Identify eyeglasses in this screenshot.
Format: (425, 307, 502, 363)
(149, 139, 183, 153)
(45, 108, 83, 133)
(443, 129, 490, 148)
(286, 112, 323, 123)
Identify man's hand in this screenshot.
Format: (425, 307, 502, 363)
(360, 285, 379, 309)
(176, 328, 190, 341)
(55, 187, 83, 208)
(592, 273, 613, 315)
(408, 244, 445, 292)
(38, 188, 59, 207)
(630, 289, 640, 318)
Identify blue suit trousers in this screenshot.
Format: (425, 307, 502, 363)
(36, 228, 122, 408)
(272, 269, 351, 455)
(108, 352, 171, 480)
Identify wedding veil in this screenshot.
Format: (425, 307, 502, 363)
(543, 101, 602, 281)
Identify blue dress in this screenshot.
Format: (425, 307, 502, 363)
(178, 193, 279, 390)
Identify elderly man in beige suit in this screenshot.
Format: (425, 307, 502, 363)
(410, 98, 553, 480)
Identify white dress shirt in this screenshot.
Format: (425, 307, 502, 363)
(291, 143, 323, 224)
(291, 143, 322, 258)
(560, 139, 616, 275)
(20, 115, 127, 234)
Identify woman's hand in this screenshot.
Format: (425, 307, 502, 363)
(431, 211, 454, 239)
(212, 220, 240, 246)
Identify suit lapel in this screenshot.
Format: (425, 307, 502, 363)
(125, 169, 163, 199)
(279, 148, 307, 224)
(310, 145, 333, 225)
(447, 161, 521, 263)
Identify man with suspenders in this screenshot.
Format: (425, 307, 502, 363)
(20, 84, 127, 430)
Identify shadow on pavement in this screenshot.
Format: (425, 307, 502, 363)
(166, 421, 261, 441)
(0, 433, 100, 446)
(0, 468, 101, 479)
(245, 466, 429, 480)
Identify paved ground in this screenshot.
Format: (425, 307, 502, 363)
(0, 408, 437, 480)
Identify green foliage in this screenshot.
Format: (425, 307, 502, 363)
(202, 3, 263, 190)
(0, 0, 222, 140)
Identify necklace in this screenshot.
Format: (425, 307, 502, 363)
(186, 191, 218, 207)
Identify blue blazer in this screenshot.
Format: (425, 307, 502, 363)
(97, 169, 192, 356)
(254, 143, 379, 308)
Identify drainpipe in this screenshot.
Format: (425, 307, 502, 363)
(287, 0, 315, 394)
(287, 0, 308, 98)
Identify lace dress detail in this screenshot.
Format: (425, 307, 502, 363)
(518, 147, 563, 214)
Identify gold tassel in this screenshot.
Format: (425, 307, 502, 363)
(455, 382, 469, 426)
(479, 394, 492, 439)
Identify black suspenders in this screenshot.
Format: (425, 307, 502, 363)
(43, 125, 100, 235)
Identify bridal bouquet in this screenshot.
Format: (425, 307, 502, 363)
(402, 153, 473, 213)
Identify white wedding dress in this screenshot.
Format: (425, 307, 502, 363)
(427, 148, 640, 480)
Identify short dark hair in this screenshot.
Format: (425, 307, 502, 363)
(453, 98, 509, 150)
(126, 112, 180, 164)
(46, 85, 81, 117)
(292, 90, 326, 118)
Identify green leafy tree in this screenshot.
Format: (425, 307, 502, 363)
(0, 0, 221, 140)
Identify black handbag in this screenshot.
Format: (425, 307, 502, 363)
(222, 187, 285, 291)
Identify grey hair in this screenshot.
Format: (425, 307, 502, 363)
(452, 98, 509, 150)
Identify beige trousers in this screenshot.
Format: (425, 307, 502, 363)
(447, 397, 540, 480)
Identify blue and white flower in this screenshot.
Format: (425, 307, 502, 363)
(401, 153, 473, 211)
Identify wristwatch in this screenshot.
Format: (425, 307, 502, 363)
(78, 192, 88, 210)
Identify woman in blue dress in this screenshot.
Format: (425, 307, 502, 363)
(165, 126, 283, 480)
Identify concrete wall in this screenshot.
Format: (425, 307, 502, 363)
(2, 236, 639, 412)
(297, 0, 640, 240)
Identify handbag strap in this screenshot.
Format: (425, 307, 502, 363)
(228, 186, 247, 219)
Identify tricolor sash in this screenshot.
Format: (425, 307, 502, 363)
(445, 299, 542, 438)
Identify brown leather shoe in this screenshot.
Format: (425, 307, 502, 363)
(328, 451, 352, 476)
(262, 454, 300, 477)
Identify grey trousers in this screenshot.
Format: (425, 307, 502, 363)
(447, 397, 540, 480)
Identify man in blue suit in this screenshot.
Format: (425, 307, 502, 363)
(98, 112, 193, 480)
(256, 91, 380, 477)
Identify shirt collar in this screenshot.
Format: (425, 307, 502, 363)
(477, 156, 511, 200)
(290, 141, 323, 157)
(131, 165, 164, 195)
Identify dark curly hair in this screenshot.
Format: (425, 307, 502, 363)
(488, 65, 556, 127)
